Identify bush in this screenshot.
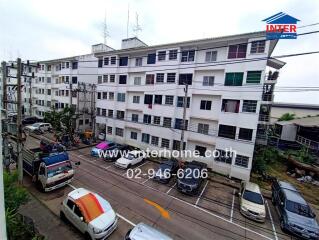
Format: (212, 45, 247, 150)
(252, 146, 280, 174)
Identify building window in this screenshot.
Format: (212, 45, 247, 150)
(47, 89, 51, 95)
(110, 75, 115, 82)
(103, 92, 107, 99)
(169, 49, 178, 60)
(109, 92, 114, 100)
(72, 76, 78, 84)
(158, 51, 166, 61)
(246, 71, 262, 84)
(115, 128, 124, 137)
(181, 50, 195, 62)
(178, 73, 193, 85)
(107, 126, 112, 134)
(161, 138, 170, 148)
(134, 77, 141, 85)
(146, 74, 155, 84)
(98, 75, 102, 84)
(167, 73, 176, 83)
(173, 140, 185, 150)
(218, 125, 236, 139)
(147, 53, 156, 64)
(156, 73, 165, 83)
(195, 145, 207, 157)
(79, 120, 83, 125)
(110, 56, 116, 65)
(96, 108, 101, 116)
(221, 99, 240, 113)
(242, 100, 257, 113)
(142, 133, 150, 143)
(98, 58, 103, 68)
(151, 136, 159, 146)
(135, 58, 142, 66)
(119, 75, 127, 84)
(198, 123, 209, 135)
(131, 131, 137, 140)
(117, 93, 125, 102)
(235, 155, 249, 168)
(238, 128, 253, 141)
(104, 57, 109, 65)
(203, 76, 214, 86)
(119, 57, 128, 66)
(215, 149, 232, 164)
(133, 96, 140, 104)
(250, 40, 265, 54)
(143, 114, 152, 124)
(174, 118, 188, 130)
(116, 111, 125, 119)
(144, 94, 153, 104)
(102, 109, 107, 116)
(103, 75, 108, 83)
(177, 97, 190, 108)
(228, 44, 247, 59)
(154, 95, 162, 104)
(108, 110, 113, 117)
(47, 77, 51, 83)
(163, 117, 172, 128)
(225, 73, 244, 86)
(200, 100, 212, 110)
(85, 119, 89, 124)
(132, 114, 139, 122)
(153, 116, 161, 125)
(205, 51, 217, 62)
(165, 95, 174, 105)
(72, 61, 78, 69)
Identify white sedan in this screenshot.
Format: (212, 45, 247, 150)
(60, 188, 118, 240)
(114, 150, 145, 169)
(25, 123, 52, 132)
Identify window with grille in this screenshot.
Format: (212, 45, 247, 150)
(117, 93, 125, 102)
(142, 133, 150, 143)
(246, 71, 262, 84)
(154, 95, 162, 104)
(158, 51, 166, 61)
(198, 123, 209, 135)
(174, 119, 188, 130)
(103, 92, 107, 99)
(109, 92, 114, 100)
(102, 109, 107, 116)
(116, 111, 125, 119)
(218, 124, 236, 139)
(115, 128, 124, 137)
(107, 126, 112, 134)
(205, 51, 217, 62)
(200, 100, 212, 110)
(104, 57, 109, 65)
(132, 114, 139, 122)
(156, 73, 165, 83)
(110, 75, 115, 82)
(177, 97, 190, 108)
(110, 56, 116, 65)
(98, 58, 103, 68)
(153, 116, 161, 125)
(250, 41, 265, 54)
(146, 74, 155, 84)
(235, 155, 249, 168)
(238, 128, 253, 141)
(181, 50, 195, 62)
(133, 96, 140, 104)
(143, 114, 152, 124)
(167, 73, 176, 83)
(165, 95, 174, 105)
(151, 136, 159, 146)
(108, 110, 113, 117)
(203, 76, 214, 86)
(214, 149, 232, 164)
(228, 44, 247, 59)
(242, 100, 257, 113)
(169, 49, 178, 60)
(161, 138, 170, 148)
(131, 131, 137, 140)
(173, 140, 186, 150)
(225, 73, 244, 86)
(103, 75, 108, 83)
(96, 108, 101, 116)
(163, 117, 172, 128)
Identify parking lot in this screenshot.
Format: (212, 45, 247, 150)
(25, 135, 296, 240)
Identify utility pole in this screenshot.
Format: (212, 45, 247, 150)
(180, 82, 188, 156)
(16, 58, 23, 185)
(91, 84, 96, 139)
(2, 61, 7, 110)
(29, 76, 32, 116)
(0, 61, 8, 240)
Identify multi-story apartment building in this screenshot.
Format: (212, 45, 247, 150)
(24, 53, 99, 131)
(94, 32, 285, 181)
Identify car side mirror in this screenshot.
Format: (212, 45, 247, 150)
(280, 202, 284, 206)
(80, 217, 84, 222)
(238, 192, 241, 197)
(74, 161, 81, 166)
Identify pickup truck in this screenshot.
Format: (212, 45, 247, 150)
(23, 148, 74, 192)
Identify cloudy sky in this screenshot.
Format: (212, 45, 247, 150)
(1, 0, 318, 104)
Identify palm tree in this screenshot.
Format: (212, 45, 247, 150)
(278, 113, 295, 121)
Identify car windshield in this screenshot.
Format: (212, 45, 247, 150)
(47, 161, 72, 178)
(32, 123, 41, 127)
(125, 153, 135, 160)
(286, 200, 314, 218)
(159, 163, 171, 171)
(243, 190, 264, 205)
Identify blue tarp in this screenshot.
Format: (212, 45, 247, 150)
(42, 152, 69, 166)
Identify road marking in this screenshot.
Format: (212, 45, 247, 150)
(103, 165, 112, 170)
(116, 213, 136, 227)
(142, 178, 150, 184)
(230, 189, 236, 222)
(144, 198, 170, 219)
(166, 183, 176, 194)
(266, 200, 278, 240)
(195, 181, 208, 206)
(68, 184, 77, 190)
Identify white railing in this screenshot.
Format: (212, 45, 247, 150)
(296, 135, 319, 150)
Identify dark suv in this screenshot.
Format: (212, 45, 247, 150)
(177, 161, 207, 196)
(272, 180, 319, 239)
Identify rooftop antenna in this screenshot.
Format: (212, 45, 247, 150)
(102, 9, 110, 44)
(133, 12, 142, 37)
(126, 3, 130, 38)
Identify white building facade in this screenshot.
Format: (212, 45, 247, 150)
(94, 32, 284, 181)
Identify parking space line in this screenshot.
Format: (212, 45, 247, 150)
(166, 183, 176, 194)
(103, 165, 112, 170)
(195, 181, 208, 206)
(230, 189, 236, 222)
(142, 178, 150, 184)
(116, 213, 136, 227)
(266, 200, 278, 240)
(68, 184, 77, 190)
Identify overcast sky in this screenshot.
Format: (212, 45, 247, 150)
(0, 0, 318, 104)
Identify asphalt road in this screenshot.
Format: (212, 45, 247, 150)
(24, 135, 296, 240)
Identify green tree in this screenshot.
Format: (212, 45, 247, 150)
(60, 106, 76, 141)
(44, 107, 62, 132)
(278, 113, 295, 121)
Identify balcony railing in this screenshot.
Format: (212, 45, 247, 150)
(296, 135, 319, 150)
(262, 94, 273, 102)
(259, 114, 270, 122)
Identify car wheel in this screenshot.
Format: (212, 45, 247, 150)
(127, 164, 131, 169)
(60, 211, 67, 222)
(37, 181, 45, 192)
(84, 232, 92, 240)
(280, 219, 287, 232)
(271, 195, 276, 205)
